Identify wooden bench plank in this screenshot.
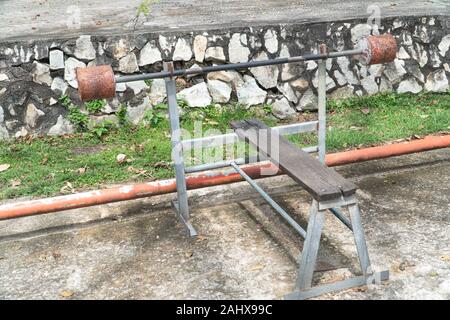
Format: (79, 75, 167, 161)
(231, 119, 357, 201)
(243, 119, 357, 197)
(232, 120, 342, 200)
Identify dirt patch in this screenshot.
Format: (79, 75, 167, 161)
(71, 145, 108, 155)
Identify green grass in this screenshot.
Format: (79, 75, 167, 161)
(84, 99, 107, 114)
(288, 91, 450, 150)
(325, 92, 449, 150)
(0, 92, 448, 200)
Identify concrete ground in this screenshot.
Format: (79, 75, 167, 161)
(1, 0, 449, 41)
(0, 148, 449, 300)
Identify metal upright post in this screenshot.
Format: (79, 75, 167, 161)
(317, 45, 327, 164)
(164, 62, 197, 237)
(298, 46, 328, 291)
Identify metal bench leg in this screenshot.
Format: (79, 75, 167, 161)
(285, 198, 389, 300)
(348, 203, 371, 275)
(164, 62, 197, 237)
(295, 200, 325, 290)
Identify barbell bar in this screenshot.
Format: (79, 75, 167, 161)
(76, 34, 397, 102)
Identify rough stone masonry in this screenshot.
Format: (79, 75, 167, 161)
(0, 16, 449, 139)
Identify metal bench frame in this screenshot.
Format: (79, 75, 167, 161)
(162, 45, 389, 299)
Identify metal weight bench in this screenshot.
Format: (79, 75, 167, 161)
(75, 34, 397, 299)
(173, 53, 389, 298)
(230, 119, 389, 299)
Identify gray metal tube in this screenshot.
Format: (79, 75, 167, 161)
(184, 145, 319, 174)
(164, 62, 190, 222)
(181, 121, 318, 151)
(185, 158, 247, 174)
(116, 49, 363, 83)
(329, 208, 353, 231)
(230, 162, 307, 238)
(317, 57, 327, 164)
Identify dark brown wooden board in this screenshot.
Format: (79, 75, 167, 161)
(231, 119, 357, 201)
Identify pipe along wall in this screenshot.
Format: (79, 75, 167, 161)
(0, 134, 448, 221)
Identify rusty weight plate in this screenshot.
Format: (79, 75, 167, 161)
(358, 34, 398, 65)
(76, 65, 116, 101)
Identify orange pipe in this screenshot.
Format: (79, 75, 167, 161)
(326, 134, 450, 166)
(0, 163, 281, 220)
(0, 135, 448, 220)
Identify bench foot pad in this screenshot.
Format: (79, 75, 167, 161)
(172, 200, 198, 237)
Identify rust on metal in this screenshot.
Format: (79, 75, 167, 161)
(76, 65, 116, 101)
(358, 34, 397, 65)
(318, 43, 328, 55)
(326, 134, 450, 166)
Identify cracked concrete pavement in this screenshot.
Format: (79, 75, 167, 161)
(0, 148, 449, 299)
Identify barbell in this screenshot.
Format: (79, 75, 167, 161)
(76, 34, 397, 102)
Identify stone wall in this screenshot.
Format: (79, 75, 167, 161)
(0, 15, 449, 139)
